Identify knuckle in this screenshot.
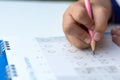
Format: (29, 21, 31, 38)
(63, 24, 73, 35)
(74, 7, 85, 21)
(63, 14, 73, 35)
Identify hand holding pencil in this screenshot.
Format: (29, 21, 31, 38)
(63, 0, 112, 51)
(84, 0, 95, 54)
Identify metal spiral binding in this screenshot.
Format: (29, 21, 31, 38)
(4, 41, 11, 50)
(6, 64, 18, 79)
(0, 41, 11, 55)
(0, 41, 5, 55)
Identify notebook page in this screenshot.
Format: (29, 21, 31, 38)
(36, 32, 120, 80)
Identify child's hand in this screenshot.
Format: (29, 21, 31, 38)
(112, 27, 120, 46)
(63, 0, 112, 49)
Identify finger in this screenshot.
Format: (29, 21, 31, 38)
(70, 24, 91, 44)
(71, 2, 93, 29)
(63, 11, 91, 44)
(112, 35, 120, 46)
(111, 27, 120, 36)
(67, 35, 89, 49)
(92, 6, 108, 41)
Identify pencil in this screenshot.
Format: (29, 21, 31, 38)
(84, 0, 96, 55)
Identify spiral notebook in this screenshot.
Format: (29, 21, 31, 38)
(0, 31, 120, 80)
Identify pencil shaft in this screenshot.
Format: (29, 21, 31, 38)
(84, 0, 96, 53)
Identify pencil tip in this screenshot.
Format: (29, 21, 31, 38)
(90, 42, 96, 55)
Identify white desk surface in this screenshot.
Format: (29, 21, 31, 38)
(0, 1, 72, 37)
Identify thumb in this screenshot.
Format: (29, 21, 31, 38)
(92, 7, 109, 41)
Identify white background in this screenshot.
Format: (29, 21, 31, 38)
(0, 1, 72, 37)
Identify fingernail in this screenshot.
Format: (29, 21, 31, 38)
(94, 32, 101, 41)
(85, 38, 90, 44)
